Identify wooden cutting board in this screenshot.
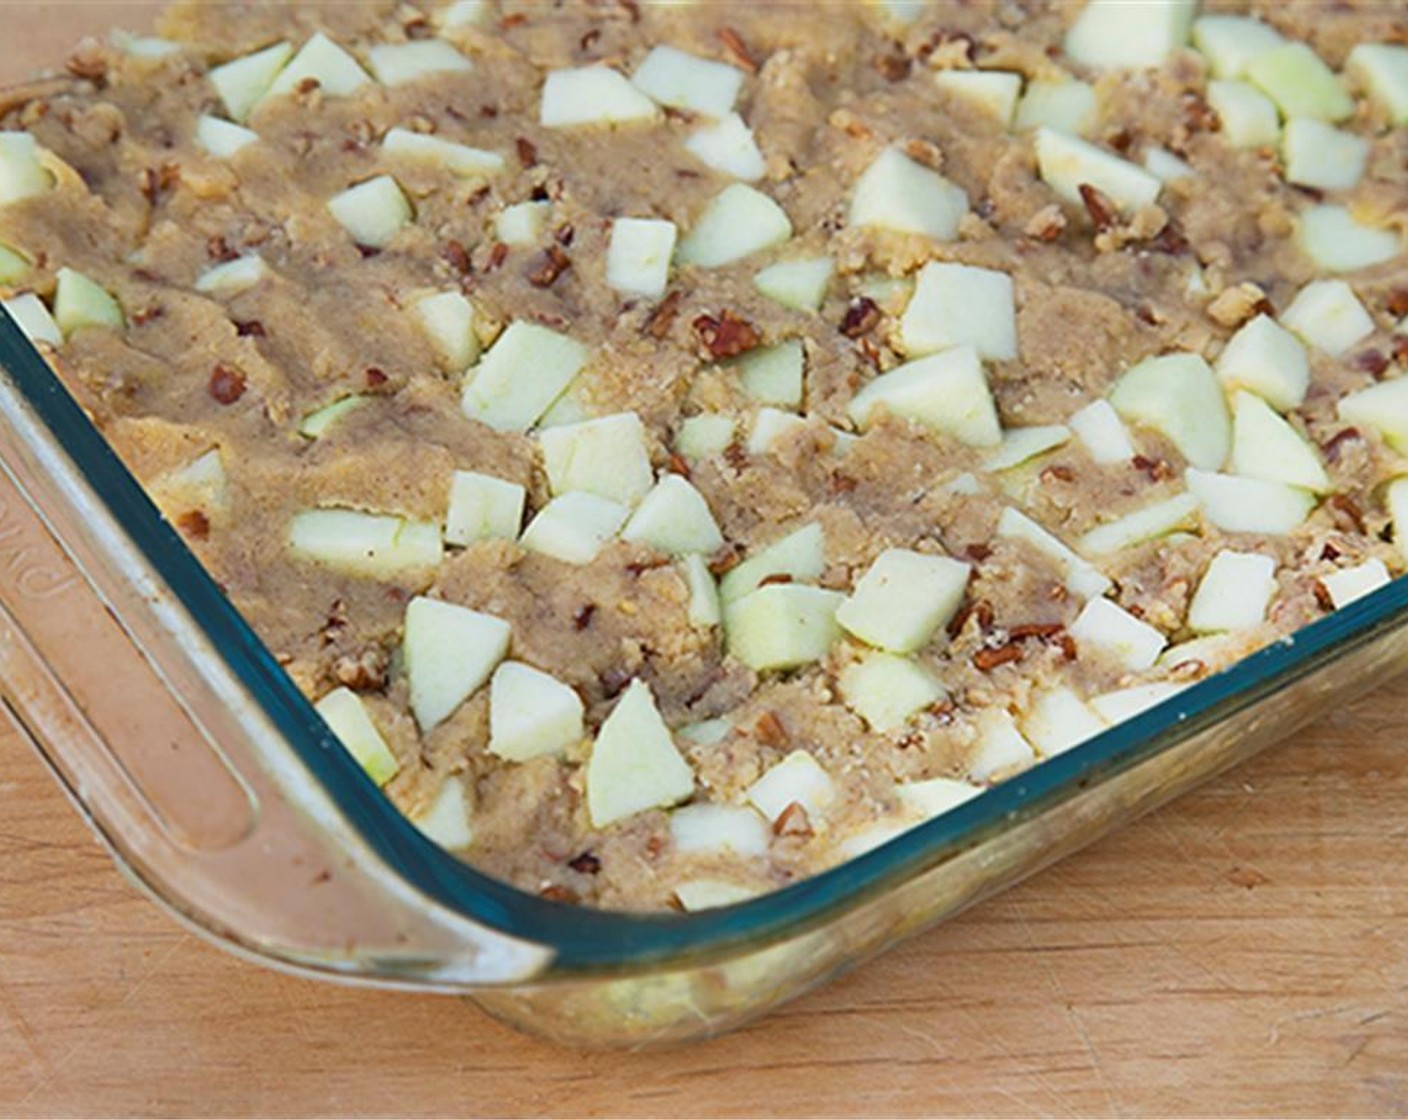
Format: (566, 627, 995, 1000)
(3, 7, 1408, 1117)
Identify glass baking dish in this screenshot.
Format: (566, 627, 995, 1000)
(6, 304, 1408, 1047)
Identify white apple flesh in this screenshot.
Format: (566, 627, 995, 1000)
(1187, 549, 1277, 633)
(444, 469, 526, 545)
(461, 321, 588, 432)
(621, 474, 726, 555)
(676, 183, 792, 268)
(745, 749, 836, 824)
(315, 687, 400, 786)
(724, 584, 843, 672)
(1282, 279, 1375, 357)
(488, 660, 584, 761)
(586, 679, 694, 828)
(539, 411, 654, 505)
(835, 547, 970, 653)
(541, 66, 660, 127)
(848, 146, 969, 240)
(1069, 596, 1167, 671)
(1108, 352, 1230, 470)
(848, 345, 1002, 448)
(838, 651, 945, 733)
(518, 492, 629, 565)
(900, 261, 1017, 361)
(403, 595, 512, 732)
(327, 175, 413, 249)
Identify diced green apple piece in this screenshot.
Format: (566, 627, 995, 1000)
(900, 261, 1017, 361)
(111, 32, 182, 59)
(403, 595, 511, 731)
(1230, 390, 1329, 492)
(670, 803, 770, 857)
(297, 395, 366, 439)
(1069, 596, 1166, 670)
(1063, 0, 1196, 71)
(1391, 478, 1408, 565)
(288, 508, 442, 578)
(196, 114, 259, 159)
(208, 41, 293, 123)
(867, 0, 929, 25)
(266, 32, 371, 100)
(1014, 79, 1096, 135)
(1069, 399, 1135, 464)
(54, 268, 124, 335)
(1185, 468, 1315, 534)
(1214, 313, 1309, 411)
(983, 425, 1072, 472)
(835, 547, 970, 653)
(1283, 118, 1368, 191)
(746, 748, 836, 823)
(314, 687, 399, 785)
(488, 660, 584, 761)
(1192, 15, 1286, 80)
(897, 776, 982, 820)
(683, 113, 766, 181)
(681, 552, 722, 627)
(1077, 492, 1199, 555)
(1089, 681, 1187, 724)
(586, 679, 694, 828)
(462, 320, 588, 432)
(724, 584, 843, 671)
(1187, 549, 1276, 633)
(753, 257, 833, 313)
(1282, 279, 1375, 357)
(967, 710, 1035, 783)
(444, 469, 526, 545)
(519, 492, 629, 565)
(327, 175, 412, 249)
(622, 474, 725, 554)
(536, 385, 590, 429)
(1020, 686, 1106, 757)
(1347, 43, 1408, 125)
(678, 717, 732, 746)
(718, 522, 825, 603)
(848, 345, 1001, 447)
(848, 146, 969, 240)
(383, 127, 505, 177)
(736, 340, 804, 407)
(437, 0, 488, 29)
(1207, 80, 1280, 149)
(631, 44, 744, 118)
(1, 293, 61, 347)
(1246, 42, 1354, 122)
(194, 255, 268, 296)
(1322, 558, 1391, 608)
(1143, 146, 1194, 182)
(673, 879, 760, 910)
(0, 241, 28, 284)
(1108, 352, 1230, 470)
(411, 776, 473, 849)
(414, 291, 479, 372)
(1298, 205, 1400, 274)
(606, 217, 677, 299)
(747, 408, 806, 455)
(367, 40, 471, 86)
(496, 200, 550, 245)
(838, 651, 945, 733)
(1158, 633, 1241, 673)
(539, 411, 653, 505)
(540, 66, 659, 127)
(1035, 127, 1162, 214)
(149, 448, 229, 514)
(675, 414, 736, 460)
(1338, 376, 1408, 453)
(997, 507, 1111, 598)
(676, 184, 792, 268)
(934, 70, 1022, 127)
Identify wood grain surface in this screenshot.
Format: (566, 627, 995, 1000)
(4, 6, 1408, 1117)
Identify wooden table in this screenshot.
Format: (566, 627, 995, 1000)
(4, 8, 1408, 1117)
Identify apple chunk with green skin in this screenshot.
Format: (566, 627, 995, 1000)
(1068, 399, 1134, 464)
(1231, 390, 1329, 492)
(1338, 376, 1408, 454)
(196, 115, 259, 159)
(1187, 550, 1276, 633)
(836, 548, 970, 653)
(207, 41, 293, 123)
(0, 242, 29, 284)
(1192, 15, 1286, 79)
(1034, 128, 1161, 214)
(735, 340, 804, 407)
(1207, 80, 1280, 149)
(367, 41, 472, 86)
(1348, 43, 1408, 125)
(1298, 206, 1400, 274)
(681, 553, 722, 627)
(1283, 118, 1368, 192)
(674, 414, 736, 461)
(519, 492, 629, 565)
(1247, 42, 1354, 123)
(414, 291, 479, 372)
(1077, 492, 1199, 555)
(1015, 80, 1096, 135)
(412, 776, 472, 850)
(1069, 597, 1166, 671)
(53, 268, 124, 335)
(288, 508, 442, 579)
(718, 522, 825, 603)
(383, 128, 504, 178)
(297, 395, 366, 439)
(445, 469, 526, 545)
(754, 257, 833, 313)
(542, 66, 660, 128)
(746, 749, 835, 824)
(673, 879, 759, 911)
(1108, 352, 1230, 470)
(848, 146, 969, 241)
(1063, 0, 1196, 70)
(997, 507, 1110, 598)
(265, 32, 371, 101)
(621, 474, 725, 555)
(403, 596, 511, 732)
(983, 424, 1072, 472)
(1185, 468, 1315, 534)
(488, 661, 584, 761)
(676, 184, 792, 268)
(462, 321, 588, 432)
(1282, 280, 1375, 358)
(315, 687, 399, 786)
(539, 412, 654, 505)
(631, 45, 745, 119)
(849, 345, 1001, 448)
(586, 679, 694, 828)
(724, 584, 843, 672)
(328, 175, 413, 250)
(606, 217, 677, 299)
(901, 261, 1017, 361)
(1214, 313, 1309, 411)
(839, 651, 945, 733)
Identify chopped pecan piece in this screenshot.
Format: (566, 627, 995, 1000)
(567, 851, 602, 875)
(717, 26, 758, 72)
(644, 289, 683, 338)
(175, 510, 210, 540)
(754, 710, 789, 747)
(208, 363, 247, 405)
(1313, 579, 1335, 612)
(527, 245, 571, 288)
(692, 310, 760, 359)
(515, 136, 538, 167)
(972, 643, 1023, 671)
(1078, 183, 1119, 232)
(839, 296, 881, 339)
(441, 239, 472, 275)
(773, 801, 813, 837)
